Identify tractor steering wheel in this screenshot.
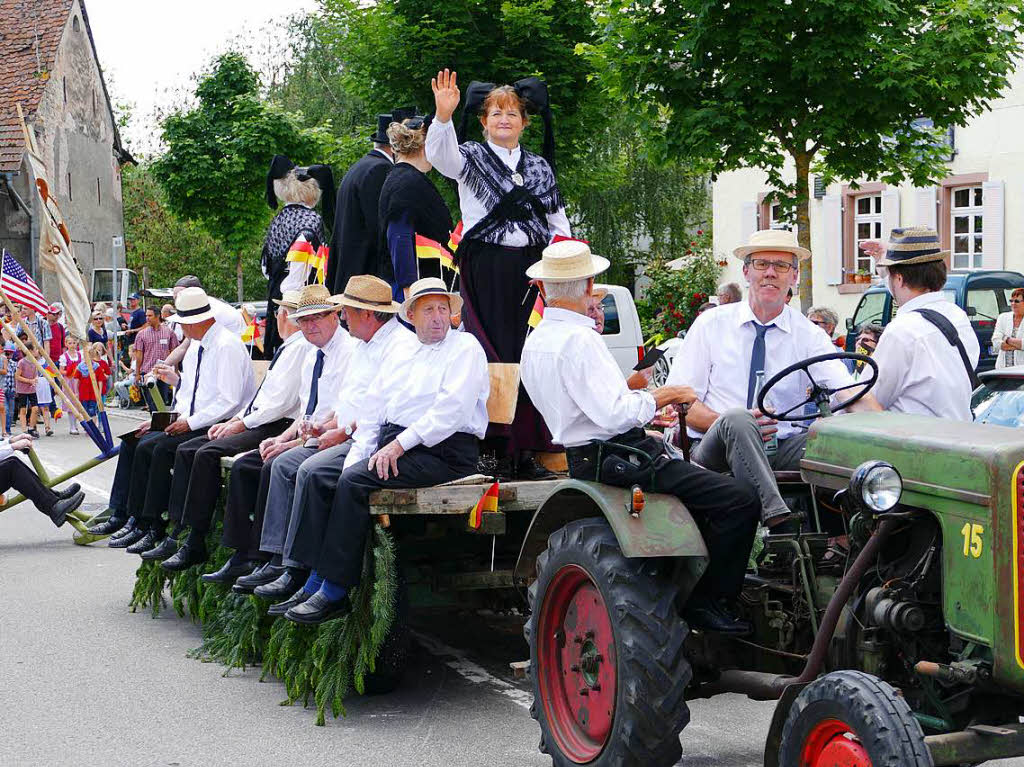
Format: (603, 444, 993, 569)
(756, 352, 878, 422)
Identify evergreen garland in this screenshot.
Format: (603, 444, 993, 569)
(130, 560, 171, 617)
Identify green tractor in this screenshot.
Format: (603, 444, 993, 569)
(517, 353, 1024, 767)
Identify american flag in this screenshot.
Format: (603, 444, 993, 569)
(1, 249, 51, 316)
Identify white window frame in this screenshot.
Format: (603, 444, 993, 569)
(853, 193, 882, 275)
(951, 185, 984, 269)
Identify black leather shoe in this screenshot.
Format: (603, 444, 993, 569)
(254, 569, 309, 600)
(685, 603, 751, 635)
(89, 516, 127, 536)
(109, 516, 137, 539)
(232, 563, 286, 594)
(141, 537, 178, 561)
(516, 456, 555, 481)
(201, 559, 257, 584)
(47, 491, 85, 527)
(54, 482, 81, 501)
(108, 525, 145, 548)
(285, 592, 352, 625)
(267, 589, 311, 616)
(126, 530, 162, 555)
(162, 542, 208, 572)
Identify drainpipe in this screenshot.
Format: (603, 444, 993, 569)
(1, 172, 38, 277)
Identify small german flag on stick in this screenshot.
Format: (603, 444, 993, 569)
(468, 481, 499, 530)
(447, 220, 464, 253)
(415, 234, 458, 273)
(527, 293, 545, 329)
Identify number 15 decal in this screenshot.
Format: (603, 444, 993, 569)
(961, 522, 984, 558)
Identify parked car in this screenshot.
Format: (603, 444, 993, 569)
(972, 365, 1024, 426)
(592, 283, 646, 378)
(844, 269, 1024, 372)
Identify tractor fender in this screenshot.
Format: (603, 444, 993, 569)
(514, 479, 709, 584)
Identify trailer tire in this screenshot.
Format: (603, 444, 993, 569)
(778, 670, 933, 766)
(525, 517, 691, 767)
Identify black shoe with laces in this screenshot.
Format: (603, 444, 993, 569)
(109, 516, 137, 539)
(109, 525, 145, 548)
(126, 530, 162, 555)
(89, 516, 127, 536)
(141, 536, 178, 561)
(515, 456, 555, 481)
(232, 563, 286, 594)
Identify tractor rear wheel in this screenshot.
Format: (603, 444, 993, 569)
(525, 517, 691, 766)
(778, 670, 933, 766)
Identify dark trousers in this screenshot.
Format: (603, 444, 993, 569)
(291, 424, 478, 587)
(127, 428, 206, 530)
(167, 418, 291, 534)
(0, 455, 57, 513)
(221, 448, 278, 560)
(567, 432, 760, 603)
(142, 380, 172, 413)
(108, 430, 162, 517)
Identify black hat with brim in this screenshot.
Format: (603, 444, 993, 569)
(266, 155, 295, 209)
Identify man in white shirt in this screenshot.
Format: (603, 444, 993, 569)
(869, 227, 979, 420)
(246, 276, 416, 603)
(201, 284, 354, 586)
(666, 229, 880, 529)
(521, 240, 761, 634)
(160, 275, 246, 369)
(280, 277, 489, 624)
(113, 288, 256, 555)
(148, 293, 310, 570)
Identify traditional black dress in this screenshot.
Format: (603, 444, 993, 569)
(328, 149, 394, 293)
(425, 118, 570, 458)
(377, 162, 455, 301)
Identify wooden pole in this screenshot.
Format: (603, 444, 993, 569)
(0, 318, 88, 423)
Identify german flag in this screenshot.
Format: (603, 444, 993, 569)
(551, 234, 589, 245)
(527, 293, 545, 329)
(468, 481, 499, 530)
(285, 233, 316, 266)
(415, 234, 458, 273)
(311, 244, 329, 284)
(447, 221, 464, 252)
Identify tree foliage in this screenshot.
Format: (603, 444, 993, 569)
(586, 0, 1024, 306)
(151, 52, 332, 299)
(637, 230, 720, 341)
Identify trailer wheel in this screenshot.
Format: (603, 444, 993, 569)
(525, 517, 691, 766)
(778, 670, 933, 766)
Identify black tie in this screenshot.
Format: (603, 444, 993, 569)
(304, 349, 325, 416)
(189, 346, 204, 417)
(746, 323, 771, 409)
(244, 343, 286, 417)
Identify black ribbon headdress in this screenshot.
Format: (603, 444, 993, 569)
(265, 155, 337, 231)
(456, 77, 555, 170)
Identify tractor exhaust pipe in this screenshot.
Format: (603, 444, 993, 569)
(696, 518, 899, 700)
(925, 724, 1024, 766)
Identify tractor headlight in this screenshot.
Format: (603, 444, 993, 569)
(850, 460, 902, 513)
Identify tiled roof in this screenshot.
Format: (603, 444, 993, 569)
(0, 0, 74, 172)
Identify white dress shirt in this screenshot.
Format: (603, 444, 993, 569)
(173, 322, 256, 431)
(355, 327, 489, 456)
(298, 324, 354, 422)
(237, 330, 310, 428)
(522, 307, 656, 448)
(335, 318, 419, 469)
(667, 301, 855, 439)
(425, 118, 571, 246)
(871, 291, 979, 421)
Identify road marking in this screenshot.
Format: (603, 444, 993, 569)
(412, 630, 533, 711)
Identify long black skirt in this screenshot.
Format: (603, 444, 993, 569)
(458, 239, 554, 455)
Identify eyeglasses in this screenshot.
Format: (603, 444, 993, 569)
(1012, 299, 1024, 304)
(747, 258, 795, 273)
(809, 319, 830, 328)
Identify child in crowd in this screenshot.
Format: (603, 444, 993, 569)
(15, 342, 40, 437)
(34, 360, 55, 436)
(70, 343, 111, 418)
(3, 342, 17, 436)
(59, 337, 83, 435)
(0, 349, 7, 439)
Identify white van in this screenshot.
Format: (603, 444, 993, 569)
(594, 283, 647, 378)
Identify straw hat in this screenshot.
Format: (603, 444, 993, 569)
(526, 239, 610, 282)
(287, 284, 344, 319)
(272, 289, 302, 309)
(335, 275, 402, 313)
(734, 229, 811, 261)
(876, 227, 948, 267)
(167, 287, 216, 325)
(400, 277, 463, 317)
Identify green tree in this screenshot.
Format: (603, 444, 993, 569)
(151, 52, 331, 300)
(587, 0, 1024, 308)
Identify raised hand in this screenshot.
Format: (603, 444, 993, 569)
(431, 69, 461, 123)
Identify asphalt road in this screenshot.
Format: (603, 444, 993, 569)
(0, 409, 1021, 767)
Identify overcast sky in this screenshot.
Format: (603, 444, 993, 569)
(85, 0, 319, 156)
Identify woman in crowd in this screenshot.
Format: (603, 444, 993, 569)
(378, 115, 454, 300)
(993, 287, 1024, 368)
(426, 69, 569, 480)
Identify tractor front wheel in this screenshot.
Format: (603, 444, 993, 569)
(778, 670, 933, 766)
(525, 517, 691, 766)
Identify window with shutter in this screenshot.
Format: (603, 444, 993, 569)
(981, 180, 1005, 270)
(822, 194, 843, 285)
(950, 185, 984, 269)
(853, 193, 882, 275)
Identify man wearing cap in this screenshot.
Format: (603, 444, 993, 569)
(108, 287, 256, 554)
(867, 228, 979, 420)
(234, 276, 418, 601)
(328, 112, 408, 293)
(200, 284, 355, 585)
(280, 277, 488, 624)
(142, 293, 310, 569)
(521, 240, 761, 634)
(666, 229, 881, 530)
(125, 293, 146, 338)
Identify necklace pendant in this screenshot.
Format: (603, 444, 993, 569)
(511, 172, 524, 187)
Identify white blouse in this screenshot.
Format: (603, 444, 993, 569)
(992, 311, 1024, 369)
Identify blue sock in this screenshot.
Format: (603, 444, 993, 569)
(303, 570, 323, 594)
(318, 579, 347, 602)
